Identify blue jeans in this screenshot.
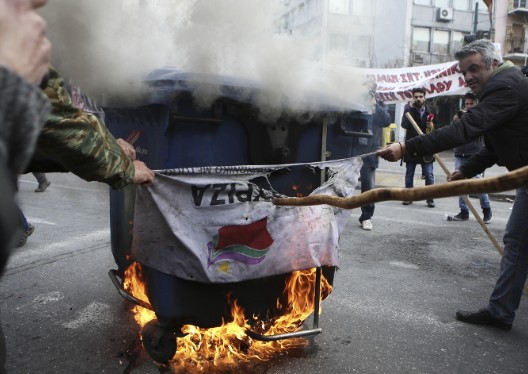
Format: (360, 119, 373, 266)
(487, 184, 528, 323)
(405, 162, 434, 188)
(18, 206, 29, 231)
(455, 156, 490, 211)
(359, 163, 375, 222)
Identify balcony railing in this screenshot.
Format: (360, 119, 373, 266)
(509, 0, 528, 14)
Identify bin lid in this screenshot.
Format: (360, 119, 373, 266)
(144, 68, 368, 114)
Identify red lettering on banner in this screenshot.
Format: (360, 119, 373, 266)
(377, 92, 399, 102)
(375, 74, 399, 84)
(432, 64, 460, 79)
(424, 69, 440, 78)
(397, 90, 413, 100)
(425, 80, 453, 94)
(458, 76, 468, 87)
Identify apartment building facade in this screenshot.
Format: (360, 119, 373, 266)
(496, 0, 528, 67)
(275, 0, 377, 67)
(275, 0, 496, 132)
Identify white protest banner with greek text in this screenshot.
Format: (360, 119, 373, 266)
(361, 61, 468, 103)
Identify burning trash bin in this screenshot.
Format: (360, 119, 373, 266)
(105, 69, 371, 364)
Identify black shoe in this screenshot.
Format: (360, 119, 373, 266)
(402, 201, 412, 205)
(483, 208, 492, 224)
(426, 200, 435, 208)
(453, 211, 469, 221)
(35, 180, 51, 192)
(456, 308, 512, 330)
(16, 224, 35, 247)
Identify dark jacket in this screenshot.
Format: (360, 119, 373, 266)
(405, 62, 528, 178)
(453, 131, 484, 157)
(361, 102, 391, 168)
(0, 66, 50, 274)
(401, 104, 437, 163)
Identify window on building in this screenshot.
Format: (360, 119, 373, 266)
(315, 0, 322, 13)
(288, 11, 295, 29)
(413, 27, 431, 52)
(283, 15, 291, 32)
(452, 31, 466, 53)
(435, 0, 450, 8)
(299, 3, 307, 23)
(453, 0, 471, 10)
(351, 0, 364, 15)
(328, 33, 349, 54)
(349, 35, 371, 58)
(514, 0, 527, 8)
(328, 0, 350, 14)
(414, 0, 431, 5)
(307, 0, 316, 18)
(432, 30, 449, 54)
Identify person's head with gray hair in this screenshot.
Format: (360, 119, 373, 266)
(454, 39, 502, 68)
(455, 39, 503, 95)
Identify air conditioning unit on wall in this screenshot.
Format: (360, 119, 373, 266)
(413, 54, 424, 63)
(437, 7, 453, 21)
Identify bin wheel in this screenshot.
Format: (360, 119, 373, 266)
(141, 320, 177, 363)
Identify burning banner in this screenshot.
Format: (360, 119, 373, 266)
(131, 157, 362, 283)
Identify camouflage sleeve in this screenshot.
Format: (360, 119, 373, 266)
(37, 67, 134, 189)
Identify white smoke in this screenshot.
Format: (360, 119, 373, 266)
(40, 0, 369, 113)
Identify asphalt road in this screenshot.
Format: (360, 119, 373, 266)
(1, 170, 527, 373)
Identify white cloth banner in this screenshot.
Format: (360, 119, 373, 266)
(360, 61, 468, 104)
(131, 157, 362, 283)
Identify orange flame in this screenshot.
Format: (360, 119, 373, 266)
(124, 263, 332, 372)
(291, 184, 305, 198)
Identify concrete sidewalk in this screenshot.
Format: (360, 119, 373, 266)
(373, 150, 516, 201)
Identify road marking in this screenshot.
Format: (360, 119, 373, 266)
(25, 217, 57, 226)
(33, 291, 64, 305)
(389, 261, 420, 270)
(62, 301, 114, 329)
(6, 229, 111, 272)
(18, 178, 104, 193)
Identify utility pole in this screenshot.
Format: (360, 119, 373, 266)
(473, 2, 479, 35)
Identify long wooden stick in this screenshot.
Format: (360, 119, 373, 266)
(273, 113, 528, 294)
(272, 165, 527, 208)
(404, 113, 504, 256)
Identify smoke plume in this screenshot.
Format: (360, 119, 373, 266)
(40, 0, 369, 113)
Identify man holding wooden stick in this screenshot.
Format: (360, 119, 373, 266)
(400, 87, 438, 208)
(377, 39, 528, 331)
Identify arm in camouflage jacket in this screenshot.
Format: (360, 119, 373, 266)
(37, 66, 134, 189)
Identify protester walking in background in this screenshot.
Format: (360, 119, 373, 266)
(378, 39, 528, 331)
(358, 86, 391, 231)
(15, 207, 34, 247)
(450, 91, 492, 223)
(32, 172, 50, 192)
(400, 87, 438, 208)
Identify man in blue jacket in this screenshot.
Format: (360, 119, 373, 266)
(378, 39, 528, 330)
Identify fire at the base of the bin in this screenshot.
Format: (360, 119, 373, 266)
(123, 262, 332, 371)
